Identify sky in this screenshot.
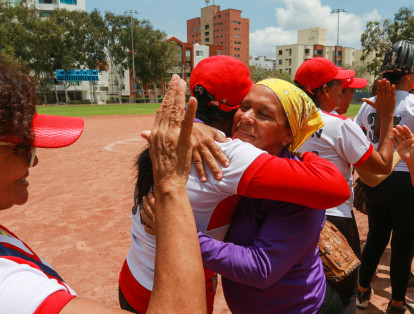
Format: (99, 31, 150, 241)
(85, 0, 413, 58)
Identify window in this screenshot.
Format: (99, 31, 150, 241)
(186, 50, 191, 57)
(194, 28, 198, 32)
(39, 0, 54, 3)
(305, 48, 310, 54)
(279, 60, 282, 65)
(204, 25, 209, 30)
(196, 51, 203, 57)
(60, 0, 77, 4)
(278, 50, 282, 55)
(204, 32, 209, 36)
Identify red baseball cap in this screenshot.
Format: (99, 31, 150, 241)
(31, 113, 84, 148)
(294, 57, 355, 94)
(190, 55, 253, 112)
(337, 67, 367, 89)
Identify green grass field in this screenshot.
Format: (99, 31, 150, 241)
(345, 104, 361, 117)
(36, 103, 161, 117)
(36, 103, 362, 118)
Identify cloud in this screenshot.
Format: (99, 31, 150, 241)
(249, 0, 383, 57)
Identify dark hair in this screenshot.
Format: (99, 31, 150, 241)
(381, 71, 406, 86)
(192, 84, 236, 132)
(135, 146, 153, 214)
(0, 54, 36, 145)
(294, 80, 322, 108)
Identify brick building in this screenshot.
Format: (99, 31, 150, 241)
(187, 5, 249, 66)
(162, 37, 222, 97)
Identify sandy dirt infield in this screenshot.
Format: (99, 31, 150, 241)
(0, 114, 413, 313)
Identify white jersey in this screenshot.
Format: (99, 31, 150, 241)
(355, 90, 414, 172)
(297, 110, 372, 218)
(127, 139, 263, 291)
(0, 225, 77, 314)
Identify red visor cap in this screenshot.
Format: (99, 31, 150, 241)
(295, 57, 355, 92)
(337, 67, 367, 89)
(32, 113, 84, 148)
(190, 55, 253, 112)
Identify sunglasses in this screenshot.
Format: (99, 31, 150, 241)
(0, 141, 36, 167)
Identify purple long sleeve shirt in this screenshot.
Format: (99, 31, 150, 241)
(198, 152, 326, 314)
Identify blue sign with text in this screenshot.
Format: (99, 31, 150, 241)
(56, 69, 99, 81)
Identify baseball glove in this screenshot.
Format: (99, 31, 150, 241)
(318, 220, 361, 283)
(353, 177, 368, 215)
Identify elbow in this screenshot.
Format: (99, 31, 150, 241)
(322, 174, 350, 208)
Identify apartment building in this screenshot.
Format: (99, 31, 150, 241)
(4, 0, 85, 16)
(187, 4, 249, 66)
(276, 28, 364, 81)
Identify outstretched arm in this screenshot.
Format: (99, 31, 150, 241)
(142, 74, 206, 313)
(356, 79, 396, 174)
(356, 151, 401, 187)
(392, 125, 414, 187)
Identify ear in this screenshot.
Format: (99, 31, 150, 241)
(321, 84, 330, 97)
(282, 129, 294, 148)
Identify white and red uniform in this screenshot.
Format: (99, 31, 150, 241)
(119, 138, 349, 313)
(297, 110, 373, 218)
(355, 91, 414, 172)
(0, 225, 76, 314)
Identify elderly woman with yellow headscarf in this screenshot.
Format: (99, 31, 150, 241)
(195, 78, 343, 314)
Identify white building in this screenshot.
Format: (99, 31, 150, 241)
(4, 0, 85, 16)
(276, 27, 373, 84)
(249, 56, 276, 70)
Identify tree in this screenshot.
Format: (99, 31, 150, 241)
(89, 10, 130, 103)
(133, 21, 178, 103)
(248, 66, 292, 83)
(360, 7, 414, 76)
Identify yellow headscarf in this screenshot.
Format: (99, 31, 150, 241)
(256, 78, 324, 152)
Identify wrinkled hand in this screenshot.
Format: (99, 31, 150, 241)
(362, 79, 396, 116)
(140, 192, 156, 235)
(392, 125, 414, 169)
(141, 74, 197, 187)
(191, 123, 229, 182)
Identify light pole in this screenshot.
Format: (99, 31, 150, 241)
(125, 10, 138, 103)
(331, 9, 346, 66)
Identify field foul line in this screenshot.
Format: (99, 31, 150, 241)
(104, 138, 143, 153)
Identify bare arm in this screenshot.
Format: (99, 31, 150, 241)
(355, 79, 396, 174)
(142, 74, 206, 313)
(392, 125, 414, 187)
(356, 151, 401, 187)
(61, 297, 127, 314)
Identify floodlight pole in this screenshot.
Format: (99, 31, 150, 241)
(331, 9, 346, 66)
(126, 10, 138, 103)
